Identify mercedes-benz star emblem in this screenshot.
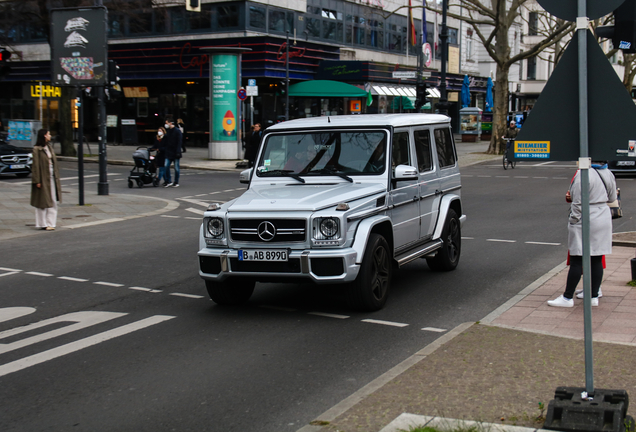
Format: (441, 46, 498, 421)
(11, 156, 19, 163)
(257, 221, 276, 242)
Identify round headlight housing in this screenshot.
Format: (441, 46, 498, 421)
(207, 218, 224, 238)
(319, 217, 339, 238)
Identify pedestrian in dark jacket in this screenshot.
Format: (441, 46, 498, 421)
(245, 123, 262, 167)
(150, 127, 167, 184)
(31, 129, 61, 230)
(163, 118, 183, 187)
(177, 118, 187, 153)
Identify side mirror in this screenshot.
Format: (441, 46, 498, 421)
(393, 164, 418, 181)
(239, 168, 252, 184)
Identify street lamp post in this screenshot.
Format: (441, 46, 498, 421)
(436, 0, 449, 115)
(285, 31, 290, 121)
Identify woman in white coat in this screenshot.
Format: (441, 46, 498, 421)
(548, 162, 617, 307)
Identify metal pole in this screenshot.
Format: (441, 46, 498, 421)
(285, 31, 290, 121)
(77, 88, 84, 206)
(96, 0, 108, 195)
(577, 0, 593, 394)
(39, 82, 43, 123)
(436, 0, 449, 115)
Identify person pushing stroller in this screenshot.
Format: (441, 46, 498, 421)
(150, 127, 168, 186)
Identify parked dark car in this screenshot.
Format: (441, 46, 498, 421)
(608, 160, 636, 175)
(0, 140, 32, 178)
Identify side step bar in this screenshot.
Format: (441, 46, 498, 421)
(394, 239, 443, 267)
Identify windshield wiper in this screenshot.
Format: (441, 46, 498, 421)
(259, 169, 305, 183)
(307, 167, 353, 182)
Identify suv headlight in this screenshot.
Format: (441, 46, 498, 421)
(319, 217, 339, 238)
(206, 217, 224, 238)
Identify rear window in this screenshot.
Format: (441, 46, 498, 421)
(434, 127, 456, 168)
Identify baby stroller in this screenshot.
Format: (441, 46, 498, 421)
(127, 147, 159, 188)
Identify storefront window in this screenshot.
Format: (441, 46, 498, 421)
(269, 10, 293, 33)
(249, 5, 266, 29)
(218, 5, 239, 28)
(306, 18, 321, 38)
(323, 21, 337, 40)
(189, 6, 212, 31)
(129, 12, 153, 35)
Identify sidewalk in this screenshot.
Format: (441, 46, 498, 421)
(301, 244, 636, 432)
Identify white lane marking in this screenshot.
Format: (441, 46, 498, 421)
(129, 286, 152, 292)
(186, 208, 205, 215)
(421, 327, 447, 332)
(495, 176, 509, 178)
(525, 241, 561, 246)
(486, 239, 516, 243)
(361, 319, 409, 328)
(170, 293, 204, 299)
(461, 237, 474, 240)
(0, 271, 20, 278)
(477, 175, 491, 178)
(149, 290, 163, 293)
(0, 307, 36, 323)
(58, 276, 89, 282)
(222, 189, 236, 192)
(0, 315, 175, 378)
(113, 178, 124, 181)
(514, 176, 529, 178)
(553, 177, 568, 180)
(25, 272, 53, 277)
(0, 267, 22, 272)
(308, 312, 350, 319)
(177, 198, 210, 207)
(533, 177, 549, 179)
(195, 194, 208, 197)
(160, 215, 180, 218)
(259, 305, 296, 312)
(185, 217, 201, 220)
(0, 311, 126, 355)
(93, 281, 125, 287)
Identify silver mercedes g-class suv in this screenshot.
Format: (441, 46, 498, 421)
(198, 114, 465, 311)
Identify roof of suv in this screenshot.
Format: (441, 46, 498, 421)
(265, 114, 451, 131)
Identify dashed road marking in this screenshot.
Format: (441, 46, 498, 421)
(421, 327, 447, 332)
(0, 271, 20, 278)
(170, 293, 205, 299)
(185, 217, 201, 220)
(160, 215, 180, 218)
(58, 276, 89, 282)
(486, 239, 516, 243)
(93, 281, 125, 287)
(308, 312, 350, 319)
(361, 319, 409, 328)
(25, 272, 53, 277)
(129, 286, 152, 292)
(0, 267, 22, 272)
(461, 237, 474, 240)
(525, 241, 561, 246)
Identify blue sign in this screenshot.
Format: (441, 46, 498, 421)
(237, 88, 247, 100)
(248, 79, 256, 86)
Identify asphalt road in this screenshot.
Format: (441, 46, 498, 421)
(1, 160, 635, 432)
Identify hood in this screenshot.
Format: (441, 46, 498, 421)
(228, 182, 386, 212)
(0, 142, 31, 156)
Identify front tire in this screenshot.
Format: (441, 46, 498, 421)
(15, 172, 30, 178)
(427, 209, 461, 272)
(348, 233, 392, 311)
(205, 279, 255, 305)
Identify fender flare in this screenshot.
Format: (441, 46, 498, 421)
(432, 194, 463, 240)
(351, 215, 392, 264)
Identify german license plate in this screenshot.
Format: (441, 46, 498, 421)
(617, 161, 635, 167)
(10, 164, 26, 169)
(239, 249, 288, 261)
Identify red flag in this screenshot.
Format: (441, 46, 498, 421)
(409, 0, 417, 46)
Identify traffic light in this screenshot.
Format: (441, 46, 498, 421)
(0, 47, 11, 80)
(596, 0, 636, 53)
(185, 0, 201, 12)
(279, 80, 287, 96)
(108, 60, 119, 86)
(415, 81, 430, 110)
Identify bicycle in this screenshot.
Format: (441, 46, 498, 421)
(502, 137, 516, 170)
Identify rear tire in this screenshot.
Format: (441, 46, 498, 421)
(348, 233, 392, 311)
(128, 180, 133, 188)
(205, 279, 255, 305)
(427, 209, 461, 272)
(136, 179, 144, 188)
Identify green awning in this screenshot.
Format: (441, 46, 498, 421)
(288, 80, 368, 97)
(391, 96, 415, 110)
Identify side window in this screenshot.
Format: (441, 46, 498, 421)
(414, 129, 432, 173)
(391, 131, 410, 171)
(434, 127, 456, 168)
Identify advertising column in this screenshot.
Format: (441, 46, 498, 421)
(210, 53, 240, 159)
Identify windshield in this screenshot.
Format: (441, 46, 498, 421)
(256, 130, 387, 177)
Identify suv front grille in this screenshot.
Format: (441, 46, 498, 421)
(1, 155, 29, 164)
(230, 219, 306, 243)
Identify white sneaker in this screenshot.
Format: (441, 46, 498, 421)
(164, 183, 173, 188)
(548, 295, 574, 308)
(576, 288, 603, 299)
(591, 298, 599, 307)
(172, 183, 179, 188)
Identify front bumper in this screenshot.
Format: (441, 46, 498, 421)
(198, 247, 360, 283)
(0, 163, 31, 175)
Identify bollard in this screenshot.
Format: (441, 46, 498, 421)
(631, 258, 636, 282)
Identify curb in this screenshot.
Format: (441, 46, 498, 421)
(56, 156, 243, 172)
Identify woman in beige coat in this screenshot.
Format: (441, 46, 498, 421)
(31, 129, 61, 230)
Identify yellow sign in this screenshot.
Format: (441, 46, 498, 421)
(514, 141, 550, 159)
(350, 100, 361, 112)
(123, 87, 149, 98)
(29, 84, 61, 99)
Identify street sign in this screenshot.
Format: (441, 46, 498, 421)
(392, 71, 417, 79)
(537, 0, 624, 21)
(237, 88, 247, 100)
(50, 7, 108, 87)
(515, 31, 636, 161)
(248, 79, 256, 86)
(246, 86, 258, 96)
